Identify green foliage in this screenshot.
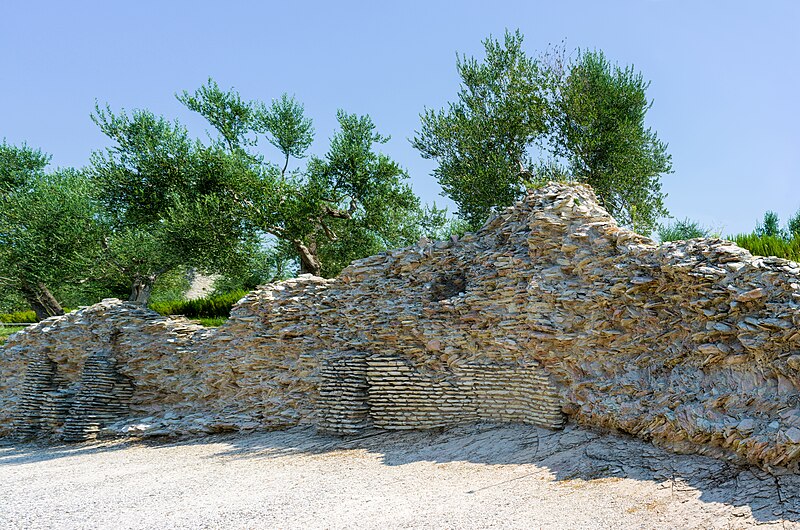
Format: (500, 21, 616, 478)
(546, 50, 672, 233)
(53, 275, 129, 310)
(731, 233, 800, 261)
(0, 290, 28, 314)
(731, 209, 800, 261)
(91, 105, 195, 226)
(295, 111, 423, 276)
(412, 30, 547, 228)
(181, 79, 425, 277)
(0, 310, 37, 323)
(255, 93, 314, 175)
(211, 240, 295, 294)
(405, 203, 470, 242)
(789, 209, 800, 239)
(0, 159, 105, 312)
(657, 218, 711, 242)
(149, 290, 247, 318)
(177, 78, 255, 151)
(0, 140, 50, 193)
(147, 267, 191, 304)
(413, 31, 672, 233)
(90, 104, 254, 303)
(179, 80, 314, 176)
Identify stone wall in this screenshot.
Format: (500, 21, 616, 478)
(1, 183, 799, 473)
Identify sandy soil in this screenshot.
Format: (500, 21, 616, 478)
(1, 424, 798, 529)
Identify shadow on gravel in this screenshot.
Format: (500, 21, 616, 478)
(2, 422, 798, 525)
(204, 422, 800, 525)
(0, 437, 160, 466)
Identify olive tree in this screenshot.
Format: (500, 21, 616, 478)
(181, 80, 429, 277)
(0, 141, 103, 319)
(545, 50, 672, 232)
(412, 30, 547, 229)
(89, 105, 255, 304)
(413, 30, 672, 234)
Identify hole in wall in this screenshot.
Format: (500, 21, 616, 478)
(430, 271, 467, 301)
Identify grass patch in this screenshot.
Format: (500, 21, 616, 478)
(149, 290, 246, 319)
(197, 317, 227, 327)
(730, 233, 800, 261)
(0, 325, 27, 345)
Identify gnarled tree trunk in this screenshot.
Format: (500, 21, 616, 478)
(20, 280, 64, 321)
(293, 239, 322, 276)
(129, 275, 157, 305)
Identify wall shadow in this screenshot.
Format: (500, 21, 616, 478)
(2, 422, 797, 525)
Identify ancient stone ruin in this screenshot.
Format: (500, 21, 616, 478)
(1, 183, 799, 473)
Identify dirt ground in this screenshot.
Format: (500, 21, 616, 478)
(1, 423, 798, 529)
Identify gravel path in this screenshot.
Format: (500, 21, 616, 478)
(1, 424, 797, 529)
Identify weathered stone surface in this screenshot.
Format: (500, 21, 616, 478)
(1, 182, 799, 474)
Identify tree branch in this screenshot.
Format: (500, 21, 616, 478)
(319, 219, 338, 241)
(281, 153, 289, 179)
(263, 225, 285, 238)
(323, 198, 357, 219)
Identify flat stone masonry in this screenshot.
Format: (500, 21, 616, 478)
(1, 183, 799, 474)
(317, 352, 372, 435)
(363, 356, 564, 431)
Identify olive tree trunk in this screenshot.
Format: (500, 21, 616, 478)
(293, 240, 322, 276)
(20, 280, 64, 321)
(129, 274, 158, 305)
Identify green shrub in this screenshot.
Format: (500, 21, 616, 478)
(657, 218, 710, 242)
(149, 290, 247, 318)
(731, 233, 800, 262)
(0, 310, 38, 323)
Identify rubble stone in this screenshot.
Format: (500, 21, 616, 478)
(1, 183, 799, 474)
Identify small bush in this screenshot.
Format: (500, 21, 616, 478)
(149, 290, 247, 318)
(657, 218, 710, 242)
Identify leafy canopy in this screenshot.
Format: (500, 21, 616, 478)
(181, 79, 438, 277)
(255, 93, 314, 175)
(414, 30, 672, 234)
(90, 104, 255, 302)
(412, 30, 547, 228)
(177, 78, 255, 151)
(0, 140, 51, 193)
(546, 50, 672, 232)
(0, 144, 105, 317)
(245, 110, 422, 276)
(789, 210, 800, 239)
(755, 210, 783, 239)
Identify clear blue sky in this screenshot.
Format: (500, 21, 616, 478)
(2, 0, 798, 235)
